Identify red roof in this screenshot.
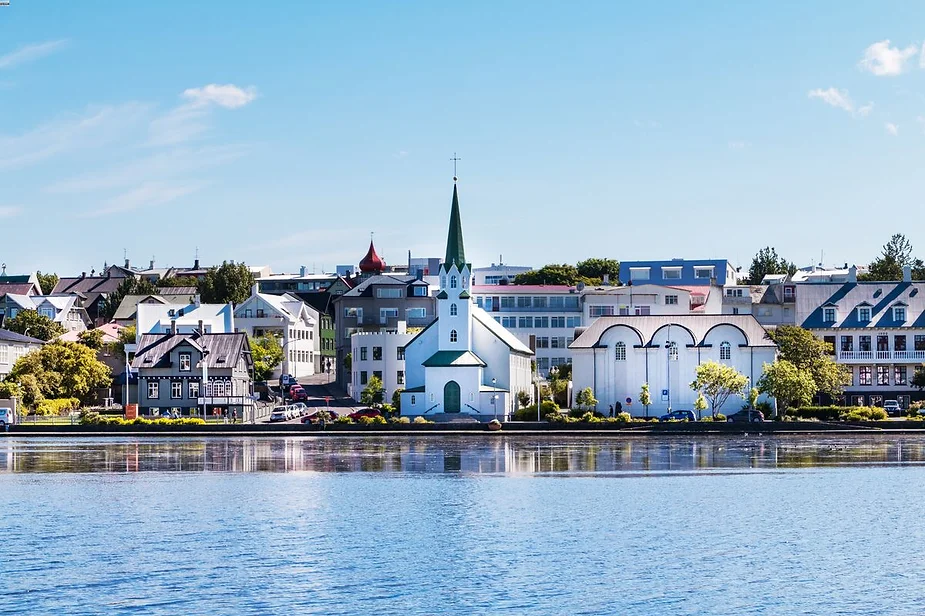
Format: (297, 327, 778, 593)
(471, 285, 576, 293)
(359, 240, 385, 273)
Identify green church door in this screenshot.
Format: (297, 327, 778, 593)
(444, 381, 461, 413)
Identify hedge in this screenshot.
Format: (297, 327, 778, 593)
(787, 406, 888, 421)
(512, 401, 559, 421)
(34, 398, 81, 416)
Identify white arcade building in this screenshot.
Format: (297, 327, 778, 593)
(401, 181, 533, 421)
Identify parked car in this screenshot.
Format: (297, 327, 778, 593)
(0, 407, 15, 427)
(290, 402, 308, 416)
(269, 406, 290, 422)
(883, 400, 901, 416)
(289, 388, 308, 402)
(727, 409, 765, 423)
(659, 410, 696, 422)
(348, 408, 382, 421)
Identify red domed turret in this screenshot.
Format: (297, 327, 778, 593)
(359, 239, 385, 274)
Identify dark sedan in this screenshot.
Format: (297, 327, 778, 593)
(658, 410, 696, 422)
(726, 409, 765, 423)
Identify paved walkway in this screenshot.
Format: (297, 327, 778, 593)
(263, 372, 363, 423)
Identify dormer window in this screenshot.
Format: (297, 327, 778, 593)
(857, 306, 871, 322)
(894, 306, 907, 322)
(823, 307, 837, 322)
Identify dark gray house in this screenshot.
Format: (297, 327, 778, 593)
(132, 332, 254, 419)
(332, 274, 435, 388)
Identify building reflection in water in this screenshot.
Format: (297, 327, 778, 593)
(3, 436, 925, 474)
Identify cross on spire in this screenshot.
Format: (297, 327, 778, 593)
(450, 152, 461, 181)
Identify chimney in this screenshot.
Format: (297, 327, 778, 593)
(848, 265, 857, 283)
(149, 259, 155, 270)
(603, 274, 610, 286)
(80, 272, 86, 279)
(299, 265, 306, 277)
(252, 283, 259, 297)
(171, 320, 177, 335)
(124, 258, 130, 269)
(198, 320, 204, 335)
(416, 269, 424, 281)
(194, 294, 201, 307)
(903, 265, 912, 282)
(193, 258, 200, 269)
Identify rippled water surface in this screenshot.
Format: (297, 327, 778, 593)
(2, 435, 925, 615)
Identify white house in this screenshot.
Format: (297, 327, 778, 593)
(570, 315, 777, 417)
(0, 329, 44, 378)
(136, 299, 234, 342)
(400, 182, 534, 421)
(234, 287, 319, 379)
(349, 325, 414, 403)
(471, 263, 533, 286)
(3, 294, 91, 333)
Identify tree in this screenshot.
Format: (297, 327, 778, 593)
(343, 352, 352, 372)
(745, 247, 796, 284)
(249, 333, 284, 381)
(36, 271, 59, 295)
(4, 310, 66, 341)
(576, 258, 620, 285)
(77, 329, 104, 350)
(9, 340, 111, 403)
(198, 261, 255, 305)
(360, 375, 385, 407)
(693, 393, 708, 419)
(748, 387, 760, 409)
(689, 360, 749, 418)
(639, 382, 652, 417)
(514, 264, 592, 287)
(757, 360, 816, 412)
(392, 388, 403, 413)
(156, 276, 199, 288)
(768, 325, 850, 398)
(0, 381, 23, 401)
(575, 387, 598, 411)
(860, 233, 919, 281)
(101, 276, 157, 321)
(16, 375, 43, 409)
(912, 365, 925, 391)
(110, 324, 136, 358)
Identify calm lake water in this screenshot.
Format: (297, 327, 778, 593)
(2, 435, 925, 615)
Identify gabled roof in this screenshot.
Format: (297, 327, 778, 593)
(797, 281, 925, 329)
(422, 350, 486, 367)
(132, 332, 251, 370)
(0, 329, 45, 345)
(338, 274, 423, 298)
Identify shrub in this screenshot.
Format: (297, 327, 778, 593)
(34, 398, 81, 416)
(545, 412, 576, 424)
(787, 406, 843, 421)
(359, 415, 387, 425)
(755, 401, 774, 415)
(389, 416, 410, 424)
(512, 401, 558, 421)
(579, 411, 601, 423)
(616, 411, 632, 423)
(844, 406, 887, 422)
(412, 416, 433, 424)
(568, 408, 604, 419)
(78, 411, 205, 426)
(333, 415, 354, 424)
(715, 413, 726, 422)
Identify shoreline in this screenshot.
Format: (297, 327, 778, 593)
(5, 420, 925, 437)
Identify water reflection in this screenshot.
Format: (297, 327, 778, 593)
(4, 435, 925, 474)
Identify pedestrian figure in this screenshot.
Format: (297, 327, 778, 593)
(609, 404, 614, 417)
(615, 400, 623, 413)
(232, 409, 238, 424)
(223, 409, 229, 424)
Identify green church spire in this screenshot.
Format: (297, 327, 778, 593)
(443, 183, 467, 270)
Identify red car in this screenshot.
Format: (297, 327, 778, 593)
(289, 388, 308, 402)
(348, 408, 381, 421)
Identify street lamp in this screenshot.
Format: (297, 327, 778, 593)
(491, 378, 497, 421)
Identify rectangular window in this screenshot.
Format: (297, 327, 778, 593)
(397, 370, 404, 385)
(360, 371, 368, 385)
(534, 316, 549, 328)
(877, 335, 889, 352)
(380, 308, 399, 323)
(536, 337, 549, 348)
(858, 366, 872, 386)
(823, 336, 836, 355)
(665, 295, 679, 305)
(895, 366, 908, 386)
(823, 307, 836, 322)
(877, 365, 890, 386)
(188, 381, 200, 399)
(566, 316, 581, 328)
(858, 307, 871, 321)
(551, 316, 565, 328)
(548, 297, 564, 310)
(551, 337, 566, 349)
(537, 357, 550, 371)
(518, 316, 533, 328)
(397, 347, 404, 360)
(344, 307, 362, 319)
(517, 296, 531, 308)
(0, 345, 7, 365)
(500, 297, 515, 308)
(916, 336, 925, 351)
(662, 268, 682, 280)
(406, 307, 426, 319)
(256, 309, 265, 318)
(635, 306, 651, 316)
(694, 267, 714, 279)
(895, 335, 907, 352)
(373, 370, 382, 381)
(373, 346, 382, 361)
(501, 316, 516, 328)
(629, 268, 650, 281)
(859, 336, 871, 352)
(840, 336, 853, 352)
(377, 288, 403, 298)
(179, 353, 191, 372)
(412, 285, 427, 297)
(171, 381, 182, 399)
(360, 347, 368, 361)
(148, 381, 159, 399)
(894, 307, 907, 322)
(589, 306, 615, 317)
(531, 297, 547, 309)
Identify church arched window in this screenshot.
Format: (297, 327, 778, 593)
(450, 303, 458, 316)
(441, 275, 446, 288)
(720, 341, 731, 361)
(450, 330, 458, 343)
(615, 342, 626, 361)
(450, 275, 458, 289)
(667, 341, 678, 361)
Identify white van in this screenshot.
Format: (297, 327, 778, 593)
(0, 407, 14, 427)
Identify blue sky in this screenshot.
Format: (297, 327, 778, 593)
(3, 1, 925, 276)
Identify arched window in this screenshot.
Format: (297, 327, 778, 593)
(450, 303, 458, 316)
(450, 275, 458, 289)
(667, 341, 678, 361)
(720, 341, 731, 361)
(615, 342, 626, 361)
(411, 395, 416, 405)
(450, 329, 458, 343)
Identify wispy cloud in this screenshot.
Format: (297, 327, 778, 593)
(807, 88, 873, 118)
(182, 84, 258, 109)
(727, 141, 750, 150)
(859, 40, 918, 76)
(885, 122, 899, 136)
(0, 39, 69, 70)
(0, 205, 22, 218)
(82, 181, 204, 217)
(0, 103, 150, 170)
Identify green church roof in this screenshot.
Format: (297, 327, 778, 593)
(442, 183, 468, 271)
(422, 350, 486, 368)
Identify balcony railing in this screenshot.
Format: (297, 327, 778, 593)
(839, 350, 925, 362)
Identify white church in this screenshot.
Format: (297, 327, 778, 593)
(401, 182, 534, 421)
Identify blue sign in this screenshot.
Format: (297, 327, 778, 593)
(661, 389, 669, 396)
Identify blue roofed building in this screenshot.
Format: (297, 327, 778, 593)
(618, 259, 738, 287)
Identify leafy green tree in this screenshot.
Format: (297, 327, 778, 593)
(198, 261, 255, 305)
(392, 388, 403, 413)
(639, 382, 652, 416)
(36, 271, 59, 295)
(9, 340, 111, 403)
(745, 247, 796, 284)
(757, 360, 816, 412)
(514, 264, 593, 287)
(576, 258, 620, 285)
(249, 333, 284, 381)
(101, 276, 158, 321)
(156, 276, 199, 288)
(77, 329, 104, 350)
(343, 352, 352, 372)
(748, 387, 760, 409)
(575, 387, 598, 411)
(768, 325, 850, 398)
(16, 375, 44, 409)
(859, 233, 923, 281)
(912, 365, 925, 391)
(693, 393, 708, 419)
(110, 324, 136, 358)
(0, 381, 23, 401)
(360, 375, 385, 407)
(4, 309, 65, 341)
(689, 360, 749, 418)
